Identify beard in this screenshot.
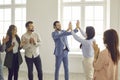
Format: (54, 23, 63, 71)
(29, 29, 34, 32)
(56, 28, 61, 31)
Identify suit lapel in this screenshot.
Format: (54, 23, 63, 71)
(55, 30, 69, 50)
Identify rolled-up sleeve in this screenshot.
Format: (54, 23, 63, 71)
(34, 33, 42, 47)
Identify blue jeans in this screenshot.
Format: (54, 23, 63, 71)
(55, 50, 69, 80)
(0, 63, 4, 80)
(25, 55, 43, 80)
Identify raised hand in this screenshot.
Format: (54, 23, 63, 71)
(2, 35, 9, 44)
(67, 22, 72, 31)
(20, 40, 27, 47)
(76, 20, 80, 29)
(30, 38, 35, 44)
(93, 41, 100, 60)
(2, 37, 6, 44)
(69, 22, 72, 30)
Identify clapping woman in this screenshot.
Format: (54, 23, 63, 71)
(4, 25, 23, 80)
(93, 29, 120, 80)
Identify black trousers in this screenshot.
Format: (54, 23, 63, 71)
(8, 53, 19, 80)
(25, 55, 43, 80)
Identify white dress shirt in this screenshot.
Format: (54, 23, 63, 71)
(21, 32, 42, 58)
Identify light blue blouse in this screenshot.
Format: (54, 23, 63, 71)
(72, 29, 95, 58)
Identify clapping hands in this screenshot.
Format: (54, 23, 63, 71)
(30, 38, 35, 44)
(2, 35, 9, 44)
(93, 41, 100, 60)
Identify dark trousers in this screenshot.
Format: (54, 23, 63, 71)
(8, 53, 19, 80)
(25, 55, 43, 80)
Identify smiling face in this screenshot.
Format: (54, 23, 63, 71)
(26, 23, 34, 32)
(55, 22, 61, 31)
(28, 23, 34, 30)
(25, 21, 34, 32)
(11, 27, 17, 35)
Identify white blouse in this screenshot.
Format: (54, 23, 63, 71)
(12, 38, 19, 54)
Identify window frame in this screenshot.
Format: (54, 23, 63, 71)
(59, 0, 108, 53)
(0, 0, 26, 38)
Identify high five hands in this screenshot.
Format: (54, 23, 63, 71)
(76, 20, 80, 29)
(67, 22, 72, 31)
(66, 20, 80, 31)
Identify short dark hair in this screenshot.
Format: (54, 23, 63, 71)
(86, 26, 95, 40)
(53, 21, 60, 29)
(25, 21, 33, 28)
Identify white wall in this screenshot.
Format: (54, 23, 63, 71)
(23, 0, 84, 74)
(25, 0, 57, 74)
(110, 0, 120, 44)
(110, 0, 120, 30)
(19, 0, 120, 74)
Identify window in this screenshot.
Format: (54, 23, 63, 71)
(59, 0, 108, 53)
(0, 0, 26, 39)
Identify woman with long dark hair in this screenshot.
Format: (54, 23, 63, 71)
(93, 29, 120, 80)
(70, 20, 95, 80)
(4, 25, 23, 80)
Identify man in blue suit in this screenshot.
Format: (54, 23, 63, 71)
(52, 21, 78, 80)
